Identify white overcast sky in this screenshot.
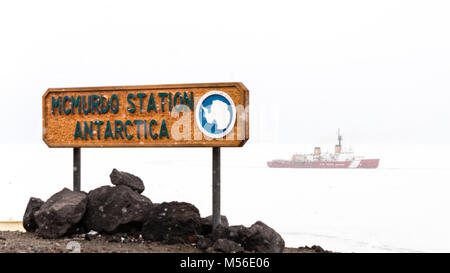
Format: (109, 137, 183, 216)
(1, 0, 449, 146)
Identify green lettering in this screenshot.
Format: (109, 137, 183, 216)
(149, 120, 158, 139)
(62, 96, 71, 115)
(114, 120, 124, 139)
(84, 121, 93, 140)
(184, 92, 194, 111)
(147, 93, 157, 113)
(125, 120, 133, 140)
(74, 121, 83, 140)
(110, 94, 119, 113)
(71, 96, 81, 114)
(104, 120, 113, 139)
(158, 92, 168, 112)
(51, 96, 61, 115)
(134, 120, 144, 139)
(137, 93, 147, 113)
(144, 120, 148, 139)
(174, 92, 183, 109)
(92, 95, 101, 114)
(94, 120, 104, 140)
(100, 95, 109, 114)
(159, 119, 169, 139)
(127, 94, 136, 113)
(82, 96, 91, 114)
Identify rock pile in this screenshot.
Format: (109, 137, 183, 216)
(23, 169, 285, 253)
(83, 185, 152, 233)
(195, 219, 285, 253)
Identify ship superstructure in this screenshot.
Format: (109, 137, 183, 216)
(267, 130, 379, 169)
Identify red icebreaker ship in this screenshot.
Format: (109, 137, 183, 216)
(267, 130, 379, 169)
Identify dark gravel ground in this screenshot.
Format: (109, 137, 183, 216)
(0, 231, 331, 253)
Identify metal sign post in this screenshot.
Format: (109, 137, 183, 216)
(212, 147, 221, 229)
(73, 148, 81, 192)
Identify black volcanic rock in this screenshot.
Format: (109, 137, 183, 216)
(208, 223, 230, 241)
(23, 197, 44, 232)
(228, 225, 252, 245)
(83, 185, 153, 233)
(142, 202, 202, 244)
(213, 238, 244, 253)
(244, 221, 285, 253)
(196, 235, 214, 249)
(34, 188, 87, 238)
(200, 215, 229, 235)
(110, 168, 145, 193)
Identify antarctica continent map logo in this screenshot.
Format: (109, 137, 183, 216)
(195, 91, 237, 139)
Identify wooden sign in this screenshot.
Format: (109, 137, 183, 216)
(43, 82, 249, 147)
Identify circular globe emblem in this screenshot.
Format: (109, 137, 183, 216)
(195, 91, 237, 139)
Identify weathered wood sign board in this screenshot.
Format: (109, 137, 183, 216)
(43, 82, 249, 147)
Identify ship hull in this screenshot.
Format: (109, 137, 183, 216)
(267, 159, 379, 169)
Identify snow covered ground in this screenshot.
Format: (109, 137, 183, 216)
(1, 143, 450, 252)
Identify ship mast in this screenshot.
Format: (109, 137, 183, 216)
(335, 129, 343, 154)
(337, 128, 342, 146)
